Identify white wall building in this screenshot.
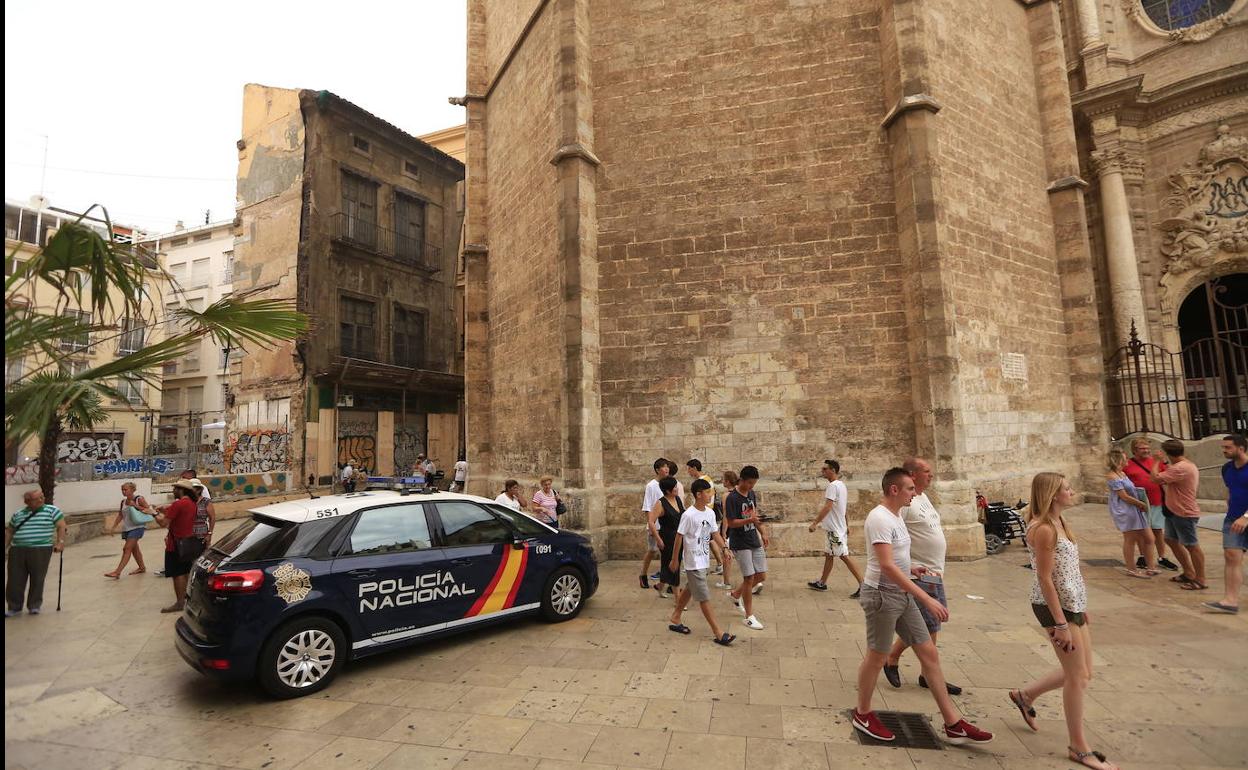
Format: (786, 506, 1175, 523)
(139, 220, 237, 456)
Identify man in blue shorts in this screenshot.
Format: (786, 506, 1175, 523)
(1205, 434, 1247, 614)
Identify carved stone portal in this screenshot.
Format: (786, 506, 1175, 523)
(1158, 125, 1248, 314)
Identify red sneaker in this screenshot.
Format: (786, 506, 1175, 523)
(851, 710, 895, 741)
(944, 719, 993, 745)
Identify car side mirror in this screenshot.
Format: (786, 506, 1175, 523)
(512, 537, 526, 550)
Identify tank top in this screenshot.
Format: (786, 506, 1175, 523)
(1028, 527, 1087, 613)
(192, 497, 211, 537)
(658, 496, 684, 534)
(119, 497, 148, 530)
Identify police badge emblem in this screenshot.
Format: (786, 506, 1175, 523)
(273, 562, 312, 604)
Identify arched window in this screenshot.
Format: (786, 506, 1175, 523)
(1141, 0, 1235, 30)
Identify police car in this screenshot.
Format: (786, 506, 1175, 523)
(175, 489, 597, 698)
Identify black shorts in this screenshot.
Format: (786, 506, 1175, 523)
(164, 550, 191, 578)
(1032, 603, 1086, 627)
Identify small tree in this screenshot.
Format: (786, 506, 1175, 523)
(5, 207, 307, 504)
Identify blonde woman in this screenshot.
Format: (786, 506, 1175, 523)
(1008, 473, 1118, 770)
(1106, 448, 1158, 578)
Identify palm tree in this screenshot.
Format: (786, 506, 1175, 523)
(5, 207, 307, 503)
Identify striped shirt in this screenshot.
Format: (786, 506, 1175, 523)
(7, 504, 64, 548)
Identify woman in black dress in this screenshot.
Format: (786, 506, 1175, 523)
(648, 476, 684, 597)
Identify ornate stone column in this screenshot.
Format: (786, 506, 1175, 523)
(1074, 0, 1103, 49)
(1091, 145, 1150, 345)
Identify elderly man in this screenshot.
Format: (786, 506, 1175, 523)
(882, 457, 962, 695)
(5, 490, 67, 617)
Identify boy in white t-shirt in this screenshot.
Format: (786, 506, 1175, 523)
(808, 459, 865, 596)
(667, 479, 735, 646)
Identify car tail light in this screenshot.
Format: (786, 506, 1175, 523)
(201, 658, 231, 670)
(208, 569, 265, 594)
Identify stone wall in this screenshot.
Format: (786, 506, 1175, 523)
(467, 0, 1110, 559)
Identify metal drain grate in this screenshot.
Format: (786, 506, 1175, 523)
(1083, 558, 1123, 568)
(850, 710, 944, 750)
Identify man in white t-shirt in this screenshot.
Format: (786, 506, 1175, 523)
(884, 457, 960, 695)
(452, 457, 468, 492)
(850, 467, 992, 746)
(667, 478, 735, 646)
(340, 462, 356, 493)
(808, 459, 865, 596)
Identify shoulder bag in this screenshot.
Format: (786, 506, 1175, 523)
(554, 490, 568, 517)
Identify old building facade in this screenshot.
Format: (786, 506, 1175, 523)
(461, 0, 1246, 559)
(231, 85, 465, 486)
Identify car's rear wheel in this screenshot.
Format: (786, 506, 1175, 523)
(258, 616, 345, 698)
(540, 566, 585, 622)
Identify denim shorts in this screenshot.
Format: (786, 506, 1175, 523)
(1146, 505, 1165, 530)
(1164, 515, 1200, 547)
(913, 578, 947, 634)
(1223, 519, 1248, 551)
(122, 527, 145, 540)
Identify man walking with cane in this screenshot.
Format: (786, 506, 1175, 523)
(5, 490, 67, 617)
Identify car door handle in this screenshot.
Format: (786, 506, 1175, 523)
(347, 569, 377, 578)
(450, 558, 473, 566)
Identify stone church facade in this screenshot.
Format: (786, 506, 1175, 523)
(459, 0, 1247, 559)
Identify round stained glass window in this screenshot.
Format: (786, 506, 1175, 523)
(1140, 0, 1235, 30)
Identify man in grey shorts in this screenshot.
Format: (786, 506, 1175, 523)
(884, 457, 962, 695)
(724, 465, 768, 631)
(668, 479, 735, 645)
(850, 468, 992, 746)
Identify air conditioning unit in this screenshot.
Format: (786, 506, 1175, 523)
(337, 394, 354, 407)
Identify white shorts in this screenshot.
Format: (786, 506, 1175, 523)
(823, 528, 849, 557)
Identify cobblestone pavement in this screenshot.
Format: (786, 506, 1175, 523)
(5, 504, 1245, 770)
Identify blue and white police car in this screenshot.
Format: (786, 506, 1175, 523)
(175, 489, 597, 698)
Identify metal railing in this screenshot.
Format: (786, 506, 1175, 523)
(330, 212, 441, 270)
(1106, 321, 1247, 440)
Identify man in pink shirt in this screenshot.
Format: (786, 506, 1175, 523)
(1150, 439, 1206, 590)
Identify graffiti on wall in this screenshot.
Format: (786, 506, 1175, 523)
(57, 434, 124, 463)
(93, 457, 178, 477)
(225, 429, 290, 473)
(337, 417, 376, 474)
(204, 472, 289, 497)
(394, 419, 426, 476)
(5, 463, 53, 485)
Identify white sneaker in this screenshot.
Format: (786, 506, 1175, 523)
(744, 615, 764, 630)
(751, 581, 765, 596)
(727, 593, 745, 616)
(715, 581, 733, 589)
(713, 565, 723, 574)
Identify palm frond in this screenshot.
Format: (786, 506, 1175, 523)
(4, 372, 110, 448)
(174, 296, 308, 350)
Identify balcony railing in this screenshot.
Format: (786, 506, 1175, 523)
(220, 268, 233, 285)
(330, 212, 441, 271)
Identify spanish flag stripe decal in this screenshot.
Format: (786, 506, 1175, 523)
(503, 545, 528, 610)
(465, 544, 527, 617)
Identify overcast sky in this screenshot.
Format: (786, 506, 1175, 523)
(4, 0, 467, 235)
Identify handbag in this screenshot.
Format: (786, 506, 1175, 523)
(176, 536, 205, 562)
(554, 490, 567, 516)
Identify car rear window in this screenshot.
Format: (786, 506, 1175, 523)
(214, 515, 341, 562)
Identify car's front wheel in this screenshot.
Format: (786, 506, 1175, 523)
(258, 616, 345, 698)
(540, 566, 585, 622)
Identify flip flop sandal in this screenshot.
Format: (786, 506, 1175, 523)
(1170, 574, 1194, 584)
(1201, 601, 1239, 614)
(1008, 689, 1038, 731)
(130, 567, 146, 575)
(1069, 747, 1110, 768)
(103, 572, 120, 580)
(668, 623, 691, 635)
(1179, 581, 1209, 590)
(1117, 568, 1151, 579)
(713, 632, 736, 647)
